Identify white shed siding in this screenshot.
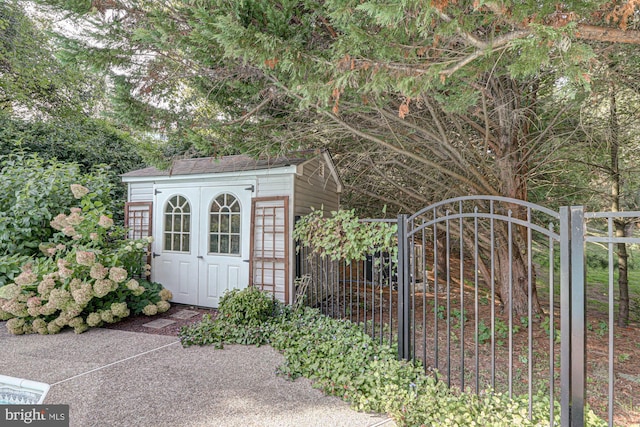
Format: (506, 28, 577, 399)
(128, 182, 154, 202)
(256, 174, 294, 198)
(294, 157, 340, 216)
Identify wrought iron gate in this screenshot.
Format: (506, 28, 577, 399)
(397, 197, 640, 427)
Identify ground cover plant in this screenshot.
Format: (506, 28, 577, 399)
(0, 184, 172, 334)
(179, 287, 607, 427)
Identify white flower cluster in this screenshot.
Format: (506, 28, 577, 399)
(0, 184, 172, 335)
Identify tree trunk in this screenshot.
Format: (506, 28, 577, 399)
(609, 84, 630, 326)
(616, 238, 629, 327)
(488, 75, 541, 316)
(493, 226, 541, 316)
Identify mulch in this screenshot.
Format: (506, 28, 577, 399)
(102, 303, 217, 337)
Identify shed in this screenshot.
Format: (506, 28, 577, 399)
(121, 149, 341, 308)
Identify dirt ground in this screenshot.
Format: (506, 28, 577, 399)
(103, 303, 216, 336)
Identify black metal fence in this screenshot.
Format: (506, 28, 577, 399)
(296, 221, 397, 347)
(296, 196, 640, 427)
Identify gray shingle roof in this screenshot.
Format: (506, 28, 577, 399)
(122, 152, 314, 178)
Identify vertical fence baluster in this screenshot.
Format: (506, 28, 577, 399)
(410, 218, 416, 362)
(570, 207, 586, 427)
(548, 223, 556, 426)
(422, 223, 428, 371)
(397, 214, 409, 360)
(357, 257, 361, 328)
(446, 213, 451, 387)
(527, 206, 533, 419)
(474, 208, 479, 395)
(490, 201, 496, 389)
(373, 251, 377, 339)
(459, 201, 465, 391)
(560, 206, 571, 427)
(389, 249, 394, 347)
(607, 217, 615, 427)
(508, 210, 513, 399)
(433, 208, 440, 372)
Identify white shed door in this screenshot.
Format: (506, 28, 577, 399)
(152, 184, 253, 307)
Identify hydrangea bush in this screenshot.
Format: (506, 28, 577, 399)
(0, 185, 172, 334)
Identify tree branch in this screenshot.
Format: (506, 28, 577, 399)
(575, 24, 640, 44)
(221, 88, 276, 126)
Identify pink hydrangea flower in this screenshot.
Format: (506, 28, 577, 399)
(71, 283, 93, 306)
(66, 212, 84, 226)
(58, 266, 74, 279)
(50, 213, 68, 231)
(108, 267, 128, 283)
(98, 215, 114, 229)
(26, 296, 42, 308)
(76, 251, 96, 266)
(39, 302, 57, 316)
(62, 226, 76, 237)
(70, 184, 90, 199)
(48, 288, 72, 310)
(14, 271, 37, 286)
(90, 263, 108, 280)
(37, 277, 56, 298)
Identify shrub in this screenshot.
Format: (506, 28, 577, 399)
(179, 287, 279, 348)
(0, 254, 30, 287)
(0, 185, 171, 334)
(0, 154, 114, 256)
(217, 286, 277, 327)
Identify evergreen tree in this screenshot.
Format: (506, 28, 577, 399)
(29, 0, 640, 313)
(0, 0, 105, 118)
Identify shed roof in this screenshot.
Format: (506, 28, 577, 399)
(122, 151, 316, 178)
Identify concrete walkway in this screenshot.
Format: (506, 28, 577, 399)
(0, 325, 395, 427)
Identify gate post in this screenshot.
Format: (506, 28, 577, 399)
(397, 214, 410, 360)
(560, 206, 586, 427)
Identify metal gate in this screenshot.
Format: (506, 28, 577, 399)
(396, 196, 640, 427)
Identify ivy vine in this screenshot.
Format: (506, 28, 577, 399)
(293, 208, 397, 263)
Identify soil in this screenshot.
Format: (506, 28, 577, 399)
(102, 303, 217, 337)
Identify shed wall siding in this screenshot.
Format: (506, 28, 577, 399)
(294, 157, 340, 216)
(256, 175, 293, 198)
(128, 182, 154, 202)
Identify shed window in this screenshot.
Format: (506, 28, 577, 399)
(209, 193, 241, 255)
(163, 195, 191, 252)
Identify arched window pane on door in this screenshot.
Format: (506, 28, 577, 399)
(209, 193, 241, 255)
(163, 195, 191, 252)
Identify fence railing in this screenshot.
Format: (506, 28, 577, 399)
(296, 197, 640, 427)
(296, 242, 397, 348)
